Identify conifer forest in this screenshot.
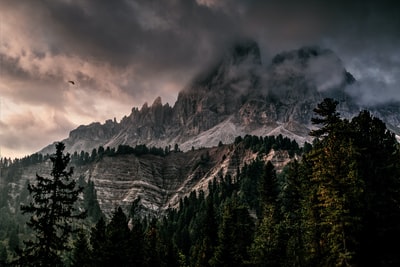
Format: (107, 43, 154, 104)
(1, 99, 400, 266)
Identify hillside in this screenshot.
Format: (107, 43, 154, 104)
(39, 42, 379, 156)
(3, 136, 298, 217)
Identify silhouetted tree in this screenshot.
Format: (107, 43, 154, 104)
(310, 98, 340, 138)
(16, 142, 86, 266)
(71, 230, 91, 267)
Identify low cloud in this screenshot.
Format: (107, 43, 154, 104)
(0, 108, 76, 158)
(0, 0, 399, 157)
(306, 53, 345, 92)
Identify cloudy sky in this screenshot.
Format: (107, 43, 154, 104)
(0, 0, 399, 158)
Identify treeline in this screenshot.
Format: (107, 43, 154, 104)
(0, 172, 103, 265)
(0, 144, 180, 169)
(234, 133, 308, 157)
(0, 153, 48, 168)
(0, 134, 303, 170)
(3, 98, 400, 266)
(70, 143, 180, 165)
(69, 99, 400, 266)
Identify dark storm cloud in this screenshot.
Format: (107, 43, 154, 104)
(17, 0, 241, 70)
(1, 0, 400, 158)
(238, 0, 400, 105)
(3, 0, 399, 94)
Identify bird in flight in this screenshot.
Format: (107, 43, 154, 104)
(68, 80, 75, 85)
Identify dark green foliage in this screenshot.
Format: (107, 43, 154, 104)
(0, 153, 46, 169)
(103, 207, 133, 266)
(82, 205, 166, 267)
(0, 242, 8, 265)
(3, 98, 399, 267)
(211, 200, 254, 267)
(279, 160, 309, 266)
(90, 217, 107, 267)
(350, 110, 400, 266)
(174, 143, 180, 152)
(60, 104, 400, 266)
(239, 159, 264, 213)
(250, 162, 283, 267)
(82, 179, 104, 223)
(129, 216, 146, 266)
(71, 230, 91, 267)
(8, 226, 20, 251)
(15, 142, 86, 267)
(70, 144, 169, 166)
(304, 103, 400, 266)
(310, 98, 341, 137)
(194, 197, 218, 267)
(239, 134, 301, 156)
(259, 161, 279, 207)
(307, 124, 363, 266)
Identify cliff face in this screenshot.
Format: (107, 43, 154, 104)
(8, 41, 400, 218)
(39, 42, 369, 156)
(9, 144, 293, 216)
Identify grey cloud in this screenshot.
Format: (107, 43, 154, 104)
(3, 0, 399, 102)
(306, 53, 346, 92)
(1, 0, 400, 157)
(346, 65, 400, 106)
(1, 0, 243, 106)
(0, 111, 76, 156)
(32, 0, 240, 70)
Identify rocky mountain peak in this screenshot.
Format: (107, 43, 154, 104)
(268, 46, 353, 98)
(38, 41, 400, 157)
(191, 39, 261, 88)
(271, 46, 332, 66)
(141, 102, 149, 111)
(228, 39, 262, 65)
(152, 96, 162, 107)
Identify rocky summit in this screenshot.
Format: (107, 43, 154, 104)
(5, 141, 294, 217)
(26, 41, 400, 216)
(39, 40, 397, 157)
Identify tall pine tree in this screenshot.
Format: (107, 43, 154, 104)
(16, 142, 86, 266)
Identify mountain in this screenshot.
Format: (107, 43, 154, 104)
(4, 41, 400, 219)
(4, 42, 400, 266)
(31, 41, 400, 216)
(40, 41, 376, 156)
(5, 140, 295, 217)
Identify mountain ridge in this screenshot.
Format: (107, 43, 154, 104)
(39, 41, 399, 156)
(7, 140, 297, 217)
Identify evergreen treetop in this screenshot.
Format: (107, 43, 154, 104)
(16, 142, 86, 267)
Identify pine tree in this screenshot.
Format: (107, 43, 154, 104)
(309, 134, 363, 266)
(195, 197, 218, 267)
(280, 160, 308, 266)
(129, 199, 146, 266)
(71, 230, 92, 267)
(211, 198, 254, 267)
(305, 104, 400, 266)
(103, 207, 133, 267)
(83, 179, 103, 223)
(16, 142, 86, 266)
(143, 219, 166, 267)
(250, 161, 282, 267)
(8, 226, 20, 251)
(307, 103, 365, 265)
(351, 111, 400, 265)
(0, 242, 8, 265)
(90, 217, 107, 267)
(309, 98, 340, 138)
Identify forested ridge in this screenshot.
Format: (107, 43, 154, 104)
(1, 98, 400, 266)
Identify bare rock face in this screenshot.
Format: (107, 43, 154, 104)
(11, 41, 400, 218)
(10, 144, 292, 217)
(39, 41, 399, 157)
